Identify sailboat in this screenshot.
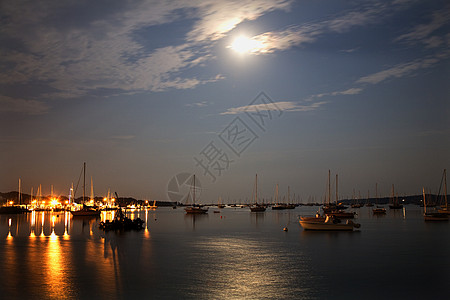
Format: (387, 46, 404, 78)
(372, 183, 386, 214)
(184, 174, 208, 214)
(0, 178, 29, 214)
(217, 196, 225, 208)
(423, 187, 448, 221)
(299, 173, 360, 231)
(388, 184, 403, 209)
(271, 183, 285, 210)
(437, 169, 449, 215)
(325, 173, 355, 219)
(71, 163, 101, 217)
(250, 174, 266, 212)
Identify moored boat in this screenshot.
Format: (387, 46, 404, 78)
(249, 174, 266, 212)
(372, 206, 386, 214)
(70, 163, 101, 217)
(184, 174, 208, 214)
(299, 215, 360, 231)
(423, 186, 449, 222)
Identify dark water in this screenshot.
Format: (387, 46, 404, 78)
(0, 206, 448, 299)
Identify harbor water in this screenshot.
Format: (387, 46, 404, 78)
(0, 205, 448, 299)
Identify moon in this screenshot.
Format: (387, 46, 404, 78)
(229, 36, 263, 54)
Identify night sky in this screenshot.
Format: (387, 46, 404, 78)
(1, 0, 449, 202)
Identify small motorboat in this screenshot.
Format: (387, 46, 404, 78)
(299, 215, 360, 231)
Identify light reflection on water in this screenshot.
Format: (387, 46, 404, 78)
(0, 206, 449, 299)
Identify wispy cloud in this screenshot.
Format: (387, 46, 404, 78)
(0, 96, 50, 115)
(186, 101, 210, 108)
(356, 56, 442, 84)
(221, 100, 327, 115)
(394, 5, 450, 48)
(0, 0, 290, 104)
(305, 88, 363, 102)
(229, 1, 406, 55)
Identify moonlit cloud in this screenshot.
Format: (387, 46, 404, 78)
(356, 56, 443, 85)
(305, 88, 363, 102)
(232, 1, 409, 55)
(221, 101, 327, 115)
(0, 0, 291, 108)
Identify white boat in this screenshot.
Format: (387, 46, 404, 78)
(184, 174, 208, 214)
(299, 215, 360, 231)
(249, 174, 266, 212)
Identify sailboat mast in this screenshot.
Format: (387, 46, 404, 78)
(327, 170, 331, 205)
(335, 174, 338, 204)
(276, 183, 278, 204)
(90, 176, 94, 201)
(444, 169, 448, 209)
(255, 174, 258, 204)
(18, 178, 21, 205)
(288, 186, 290, 204)
(83, 162, 86, 204)
(423, 187, 427, 214)
(193, 174, 196, 204)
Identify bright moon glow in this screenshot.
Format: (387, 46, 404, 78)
(230, 36, 263, 54)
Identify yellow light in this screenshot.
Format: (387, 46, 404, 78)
(103, 197, 107, 201)
(90, 200, 94, 204)
(51, 199, 58, 206)
(9, 201, 13, 205)
(42, 201, 46, 204)
(112, 198, 115, 202)
(65, 200, 69, 204)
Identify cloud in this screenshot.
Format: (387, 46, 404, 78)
(394, 5, 450, 47)
(0, 0, 291, 103)
(356, 56, 442, 84)
(229, 1, 407, 55)
(186, 101, 210, 107)
(221, 100, 327, 115)
(0, 95, 50, 115)
(305, 88, 363, 102)
(186, 0, 292, 42)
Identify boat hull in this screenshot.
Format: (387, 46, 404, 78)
(184, 207, 208, 214)
(71, 210, 101, 217)
(299, 220, 355, 231)
(250, 206, 266, 212)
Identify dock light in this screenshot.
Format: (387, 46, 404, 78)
(112, 198, 115, 202)
(103, 197, 107, 202)
(9, 201, 13, 205)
